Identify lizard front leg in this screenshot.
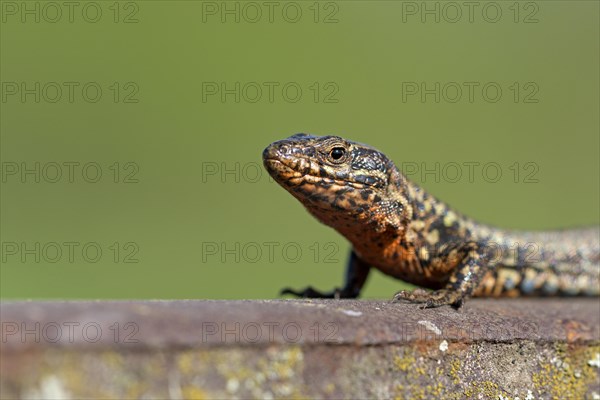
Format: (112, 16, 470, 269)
(281, 250, 371, 299)
(392, 242, 490, 308)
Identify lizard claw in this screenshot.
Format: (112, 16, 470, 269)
(280, 286, 345, 299)
(280, 286, 334, 298)
(392, 288, 464, 309)
(392, 288, 430, 303)
(280, 287, 306, 297)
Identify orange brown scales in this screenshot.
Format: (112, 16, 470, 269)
(263, 133, 600, 308)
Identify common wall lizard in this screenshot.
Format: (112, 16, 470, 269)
(263, 134, 600, 308)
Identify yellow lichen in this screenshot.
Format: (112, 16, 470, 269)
(532, 345, 599, 400)
(392, 350, 449, 399)
(101, 351, 124, 368)
(181, 386, 208, 400)
(177, 352, 195, 375)
(449, 359, 461, 384)
(393, 353, 416, 372)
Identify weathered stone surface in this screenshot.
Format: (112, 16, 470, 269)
(1, 299, 599, 399)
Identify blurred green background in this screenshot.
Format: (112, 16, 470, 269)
(1, 1, 598, 299)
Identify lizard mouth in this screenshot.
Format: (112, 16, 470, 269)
(263, 158, 306, 178)
(292, 173, 367, 189)
(264, 158, 367, 190)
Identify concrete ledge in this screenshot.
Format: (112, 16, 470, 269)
(1, 299, 600, 399)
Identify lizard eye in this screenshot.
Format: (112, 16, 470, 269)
(329, 147, 346, 161)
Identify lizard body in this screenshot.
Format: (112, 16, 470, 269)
(262, 134, 600, 307)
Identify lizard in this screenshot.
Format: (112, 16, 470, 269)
(262, 133, 600, 308)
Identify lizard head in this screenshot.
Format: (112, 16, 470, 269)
(263, 133, 407, 232)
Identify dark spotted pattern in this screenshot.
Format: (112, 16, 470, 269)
(263, 134, 600, 307)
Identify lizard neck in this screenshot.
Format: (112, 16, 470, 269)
(304, 163, 415, 263)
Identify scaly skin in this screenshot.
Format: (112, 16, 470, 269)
(263, 134, 600, 308)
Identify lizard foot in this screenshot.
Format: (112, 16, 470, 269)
(392, 288, 464, 309)
(280, 286, 358, 299)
